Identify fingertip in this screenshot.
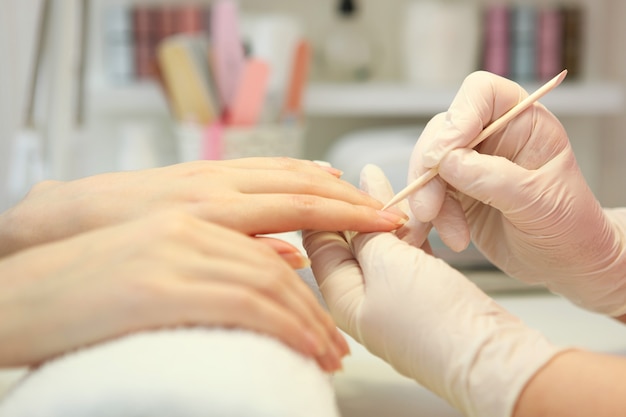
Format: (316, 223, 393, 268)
(408, 196, 436, 223)
(314, 160, 344, 178)
(376, 210, 408, 228)
(397, 216, 432, 248)
(431, 192, 471, 252)
(359, 164, 395, 204)
(407, 178, 446, 223)
(439, 230, 470, 253)
(432, 217, 471, 254)
(280, 252, 311, 269)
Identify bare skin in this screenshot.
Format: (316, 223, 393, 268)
(0, 158, 406, 257)
(0, 211, 349, 371)
(514, 350, 626, 417)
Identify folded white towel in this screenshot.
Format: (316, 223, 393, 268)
(0, 328, 339, 417)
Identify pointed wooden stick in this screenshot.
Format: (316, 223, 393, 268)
(382, 69, 568, 211)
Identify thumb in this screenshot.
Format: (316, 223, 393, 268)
(361, 164, 410, 216)
(421, 72, 528, 168)
(302, 230, 364, 337)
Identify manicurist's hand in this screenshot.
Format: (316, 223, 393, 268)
(303, 165, 565, 417)
(407, 71, 626, 316)
(0, 157, 406, 257)
(0, 211, 348, 372)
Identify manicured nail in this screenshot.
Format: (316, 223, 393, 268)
(313, 160, 343, 177)
(333, 328, 351, 356)
(317, 351, 336, 373)
(280, 252, 311, 269)
(377, 210, 408, 225)
(320, 166, 344, 177)
(327, 343, 344, 371)
(304, 330, 326, 357)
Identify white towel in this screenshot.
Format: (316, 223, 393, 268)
(0, 327, 339, 417)
(0, 231, 339, 417)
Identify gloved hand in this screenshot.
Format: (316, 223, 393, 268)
(407, 71, 626, 316)
(303, 164, 565, 417)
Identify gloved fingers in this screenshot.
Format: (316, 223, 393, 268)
(408, 115, 449, 223)
(396, 214, 432, 248)
(360, 164, 394, 202)
(438, 147, 534, 215)
(396, 212, 458, 256)
(420, 72, 528, 168)
(360, 164, 410, 216)
(349, 230, 436, 290)
(408, 73, 528, 224)
(396, 218, 436, 254)
(302, 230, 365, 337)
(421, 238, 434, 255)
(431, 192, 471, 252)
(407, 175, 448, 224)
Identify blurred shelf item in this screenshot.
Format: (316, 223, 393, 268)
(89, 80, 624, 118)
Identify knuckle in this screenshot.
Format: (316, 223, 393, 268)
(272, 156, 301, 171)
(180, 160, 218, 176)
(149, 210, 196, 238)
(288, 194, 324, 215)
(255, 260, 292, 295)
(28, 179, 63, 194)
(229, 288, 263, 315)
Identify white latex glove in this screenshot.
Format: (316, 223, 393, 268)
(407, 71, 626, 316)
(303, 164, 565, 417)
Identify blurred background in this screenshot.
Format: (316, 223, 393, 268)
(1, 0, 625, 270)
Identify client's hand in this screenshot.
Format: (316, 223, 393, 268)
(0, 211, 348, 372)
(303, 165, 564, 417)
(0, 157, 406, 257)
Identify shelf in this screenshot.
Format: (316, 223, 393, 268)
(88, 80, 624, 118)
(305, 81, 625, 117)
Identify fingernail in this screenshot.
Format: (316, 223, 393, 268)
(321, 166, 344, 177)
(377, 210, 407, 225)
(317, 352, 336, 373)
(327, 343, 344, 371)
(333, 328, 351, 356)
(313, 160, 332, 168)
(313, 160, 344, 177)
(280, 252, 311, 269)
(304, 330, 326, 357)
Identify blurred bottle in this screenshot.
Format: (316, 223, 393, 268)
(319, 0, 376, 82)
(402, 0, 480, 86)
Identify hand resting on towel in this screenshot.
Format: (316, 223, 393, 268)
(0, 211, 347, 372)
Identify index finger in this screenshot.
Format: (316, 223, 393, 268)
(417, 71, 529, 170)
(204, 194, 407, 235)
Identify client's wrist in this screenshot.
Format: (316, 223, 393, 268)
(0, 206, 27, 258)
(0, 198, 50, 258)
